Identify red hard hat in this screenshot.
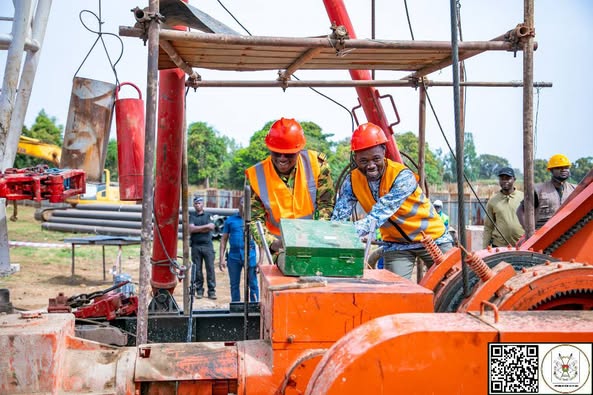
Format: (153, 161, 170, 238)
(351, 122, 388, 151)
(265, 118, 306, 154)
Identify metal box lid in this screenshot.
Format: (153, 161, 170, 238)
(280, 219, 363, 252)
(279, 219, 364, 277)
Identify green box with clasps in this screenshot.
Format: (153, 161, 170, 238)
(279, 219, 364, 277)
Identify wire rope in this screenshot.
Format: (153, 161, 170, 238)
(74, 0, 123, 86)
(403, 0, 511, 246)
(215, 0, 355, 132)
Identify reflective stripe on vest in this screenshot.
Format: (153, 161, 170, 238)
(351, 159, 445, 243)
(246, 150, 320, 236)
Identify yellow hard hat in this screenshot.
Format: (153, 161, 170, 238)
(547, 154, 571, 170)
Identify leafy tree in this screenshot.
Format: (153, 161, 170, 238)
(394, 131, 443, 186)
(533, 159, 549, 183)
(441, 132, 479, 182)
(300, 121, 334, 154)
(570, 156, 593, 184)
(104, 139, 119, 178)
(477, 154, 510, 179)
(26, 109, 63, 145)
(228, 128, 269, 189)
(227, 120, 337, 189)
(329, 138, 352, 188)
(14, 110, 63, 168)
(187, 121, 232, 188)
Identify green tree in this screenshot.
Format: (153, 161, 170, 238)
(329, 138, 352, 188)
(534, 159, 548, 183)
(477, 154, 510, 179)
(393, 131, 443, 186)
(228, 128, 269, 189)
(300, 121, 334, 155)
(441, 132, 479, 182)
(104, 139, 119, 178)
(227, 120, 337, 189)
(570, 156, 593, 184)
(187, 121, 231, 188)
(14, 110, 63, 168)
(26, 109, 63, 145)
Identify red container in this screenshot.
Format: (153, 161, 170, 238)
(114, 82, 145, 201)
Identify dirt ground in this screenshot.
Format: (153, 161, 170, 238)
(3, 251, 234, 312)
(1, 206, 238, 312)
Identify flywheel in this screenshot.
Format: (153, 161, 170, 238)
(489, 261, 593, 310)
(433, 250, 558, 312)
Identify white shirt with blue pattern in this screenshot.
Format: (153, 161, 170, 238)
(331, 168, 452, 251)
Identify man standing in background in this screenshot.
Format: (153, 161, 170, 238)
(433, 200, 449, 231)
(219, 198, 259, 302)
(483, 167, 524, 248)
(189, 196, 217, 300)
(517, 154, 576, 230)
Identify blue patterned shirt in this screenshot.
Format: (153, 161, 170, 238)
(331, 168, 452, 251)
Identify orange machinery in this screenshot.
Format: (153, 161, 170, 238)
(422, 169, 593, 313)
(2, 177, 592, 394)
(2, 263, 592, 394)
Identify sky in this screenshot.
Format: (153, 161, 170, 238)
(1, 0, 592, 170)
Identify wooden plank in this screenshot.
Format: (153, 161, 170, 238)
(157, 41, 476, 73)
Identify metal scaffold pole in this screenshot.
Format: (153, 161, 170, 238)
(523, 0, 536, 238)
(137, 0, 160, 346)
(449, 0, 468, 294)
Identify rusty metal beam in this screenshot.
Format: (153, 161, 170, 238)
(418, 84, 427, 193)
(523, 0, 536, 238)
(185, 79, 552, 88)
(159, 40, 199, 80)
(137, 0, 160, 346)
(120, 26, 521, 52)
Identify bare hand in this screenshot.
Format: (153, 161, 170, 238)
(219, 259, 227, 271)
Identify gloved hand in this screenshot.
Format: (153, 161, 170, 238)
(269, 238, 283, 254)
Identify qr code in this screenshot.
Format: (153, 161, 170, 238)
(489, 344, 539, 394)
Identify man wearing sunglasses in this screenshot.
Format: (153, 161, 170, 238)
(331, 122, 452, 280)
(245, 118, 335, 259)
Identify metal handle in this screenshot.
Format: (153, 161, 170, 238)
(256, 221, 275, 265)
(363, 219, 378, 269)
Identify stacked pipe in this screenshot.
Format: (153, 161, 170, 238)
(40, 204, 236, 239)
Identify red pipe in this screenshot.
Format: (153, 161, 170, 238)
(322, 0, 403, 163)
(150, 5, 188, 293)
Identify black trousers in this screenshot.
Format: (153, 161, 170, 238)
(191, 244, 216, 295)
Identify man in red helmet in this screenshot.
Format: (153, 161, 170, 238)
(245, 118, 335, 257)
(332, 122, 452, 280)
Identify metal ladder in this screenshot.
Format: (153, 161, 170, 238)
(0, 0, 53, 275)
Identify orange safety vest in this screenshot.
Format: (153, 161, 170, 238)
(351, 159, 445, 243)
(245, 150, 321, 237)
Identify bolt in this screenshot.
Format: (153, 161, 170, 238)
(139, 346, 151, 358)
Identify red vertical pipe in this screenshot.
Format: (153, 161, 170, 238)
(322, 0, 403, 163)
(151, 6, 187, 293)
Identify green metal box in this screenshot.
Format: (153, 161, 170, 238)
(279, 219, 364, 277)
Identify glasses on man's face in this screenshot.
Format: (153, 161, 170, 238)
(270, 152, 298, 159)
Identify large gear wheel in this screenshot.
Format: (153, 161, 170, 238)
(433, 250, 558, 312)
(488, 261, 593, 310)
